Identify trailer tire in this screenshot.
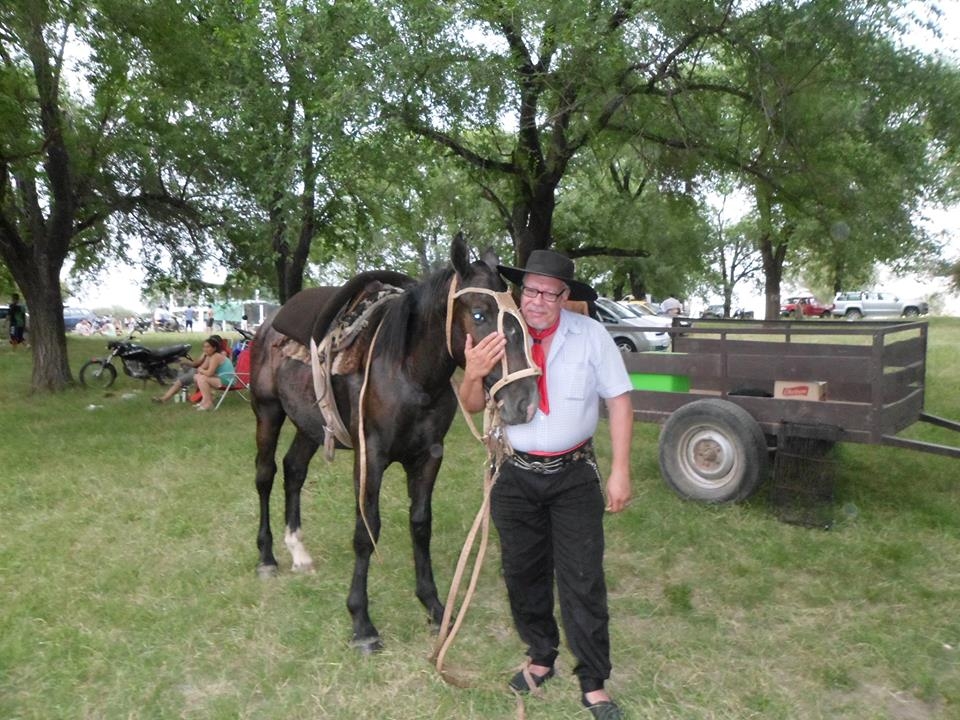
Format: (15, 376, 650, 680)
(659, 399, 769, 503)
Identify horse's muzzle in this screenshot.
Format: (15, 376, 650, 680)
(496, 380, 539, 426)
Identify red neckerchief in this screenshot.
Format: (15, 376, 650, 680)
(529, 317, 560, 414)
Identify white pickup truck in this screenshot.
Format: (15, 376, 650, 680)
(830, 290, 928, 320)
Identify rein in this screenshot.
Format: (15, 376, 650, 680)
(430, 392, 508, 683)
(354, 273, 539, 572)
(433, 382, 541, 720)
(432, 276, 537, 705)
(356, 317, 388, 562)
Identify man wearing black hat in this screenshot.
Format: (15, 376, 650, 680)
(459, 249, 633, 720)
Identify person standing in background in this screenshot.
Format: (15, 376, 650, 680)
(8, 293, 27, 348)
(659, 296, 682, 316)
(184, 304, 196, 332)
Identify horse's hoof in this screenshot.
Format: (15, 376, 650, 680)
(256, 563, 279, 579)
(350, 636, 384, 655)
(428, 606, 448, 634)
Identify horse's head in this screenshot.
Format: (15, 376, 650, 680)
(446, 234, 540, 425)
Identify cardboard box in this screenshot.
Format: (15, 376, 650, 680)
(774, 380, 827, 401)
(630, 372, 691, 393)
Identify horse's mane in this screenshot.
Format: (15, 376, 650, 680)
(373, 267, 455, 369)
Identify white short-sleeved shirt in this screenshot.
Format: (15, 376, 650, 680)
(505, 309, 633, 454)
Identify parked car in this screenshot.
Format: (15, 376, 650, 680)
(780, 295, 834, 318)
(593, 297, 671, 352)
(616, 301, 673, 328)
(620, 299, 693, 329)
(620, 296, 662, 314)
(830, 291, 928, 320)
(700, 304, 755, 320)
(63, 306, 98, 332)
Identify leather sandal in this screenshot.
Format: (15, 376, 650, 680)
(508, 665, 555, 693)
(582, 696, 624, 720)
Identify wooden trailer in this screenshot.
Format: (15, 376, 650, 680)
(623, 318, 960, 503)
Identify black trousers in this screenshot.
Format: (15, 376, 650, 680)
(491, 454, 611, 692)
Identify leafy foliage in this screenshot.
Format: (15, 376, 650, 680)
(2, 0, 958, 391)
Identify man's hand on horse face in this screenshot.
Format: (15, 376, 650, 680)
(464, 332, 506, 379)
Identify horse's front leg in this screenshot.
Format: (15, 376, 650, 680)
(403, 452, 445, 630)
(254, 402, 285, 578)
(347, 453, 386, 654)
(282, 429, 320, 573)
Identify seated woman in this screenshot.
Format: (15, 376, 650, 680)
(152, 335, 225, 404)
(194, 336, 236, 411)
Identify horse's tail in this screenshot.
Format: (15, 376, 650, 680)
(249, 319, 284, 403)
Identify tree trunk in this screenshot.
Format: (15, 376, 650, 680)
(755, 183, 787, 320)
(0, 239, 73, 392)
(20, 271, 73, 392)
(510, 177, 558, 266)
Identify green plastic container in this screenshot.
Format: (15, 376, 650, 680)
(629, 372, 691, 392)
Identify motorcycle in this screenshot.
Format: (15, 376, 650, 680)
(154, 316, 181, 332)
(79, 331, 192, 389)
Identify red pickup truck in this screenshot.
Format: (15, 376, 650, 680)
(779, 295, 833, 318)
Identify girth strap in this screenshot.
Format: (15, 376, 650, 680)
(311, 334, 352, 460)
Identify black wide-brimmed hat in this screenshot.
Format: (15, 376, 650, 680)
(497, 249, 598, 302)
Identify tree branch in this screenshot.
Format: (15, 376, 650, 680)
(566, 244, 650, 259)
(399, 113, 518, 175)
(478, 182, 513, 234)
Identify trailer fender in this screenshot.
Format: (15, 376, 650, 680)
(659, 398, 769, 503)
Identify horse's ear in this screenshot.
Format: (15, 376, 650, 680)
(480, 247, 500, 271)
(451, 232, 470, 277)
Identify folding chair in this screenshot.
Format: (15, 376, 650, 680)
(214, 341, 252, 409)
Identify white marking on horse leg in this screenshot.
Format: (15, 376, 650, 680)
(284, 527, 315, 573)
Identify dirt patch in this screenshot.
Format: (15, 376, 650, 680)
(845, 682, 943, 720)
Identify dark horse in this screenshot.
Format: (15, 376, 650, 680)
(250, 234, 540, 652)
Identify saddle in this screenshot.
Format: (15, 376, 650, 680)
(272, 270, 414, 346)
(273, 271, 416, 461)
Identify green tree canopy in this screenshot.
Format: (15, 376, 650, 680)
(3, 0, 958, 392)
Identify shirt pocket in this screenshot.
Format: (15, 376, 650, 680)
(560, 361, 589, 400)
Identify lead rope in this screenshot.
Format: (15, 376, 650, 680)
(434, 281, 540, 720)
(432, 395, 534, 720)
(430, 390, 506, 675)
(347, 273, 536, 713)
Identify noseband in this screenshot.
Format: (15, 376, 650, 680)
(444, 276, 541, 400)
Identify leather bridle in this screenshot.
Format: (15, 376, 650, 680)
(444, 275, 541, 400)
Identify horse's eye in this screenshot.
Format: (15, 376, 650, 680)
(472, 310, 486, 323)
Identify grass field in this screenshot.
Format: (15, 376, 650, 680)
(1, 323, 958, 720)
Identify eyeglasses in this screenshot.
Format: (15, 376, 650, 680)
(520, 285, 567, 303)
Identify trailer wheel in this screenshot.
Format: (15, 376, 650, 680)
(659, 399, 769, 503)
